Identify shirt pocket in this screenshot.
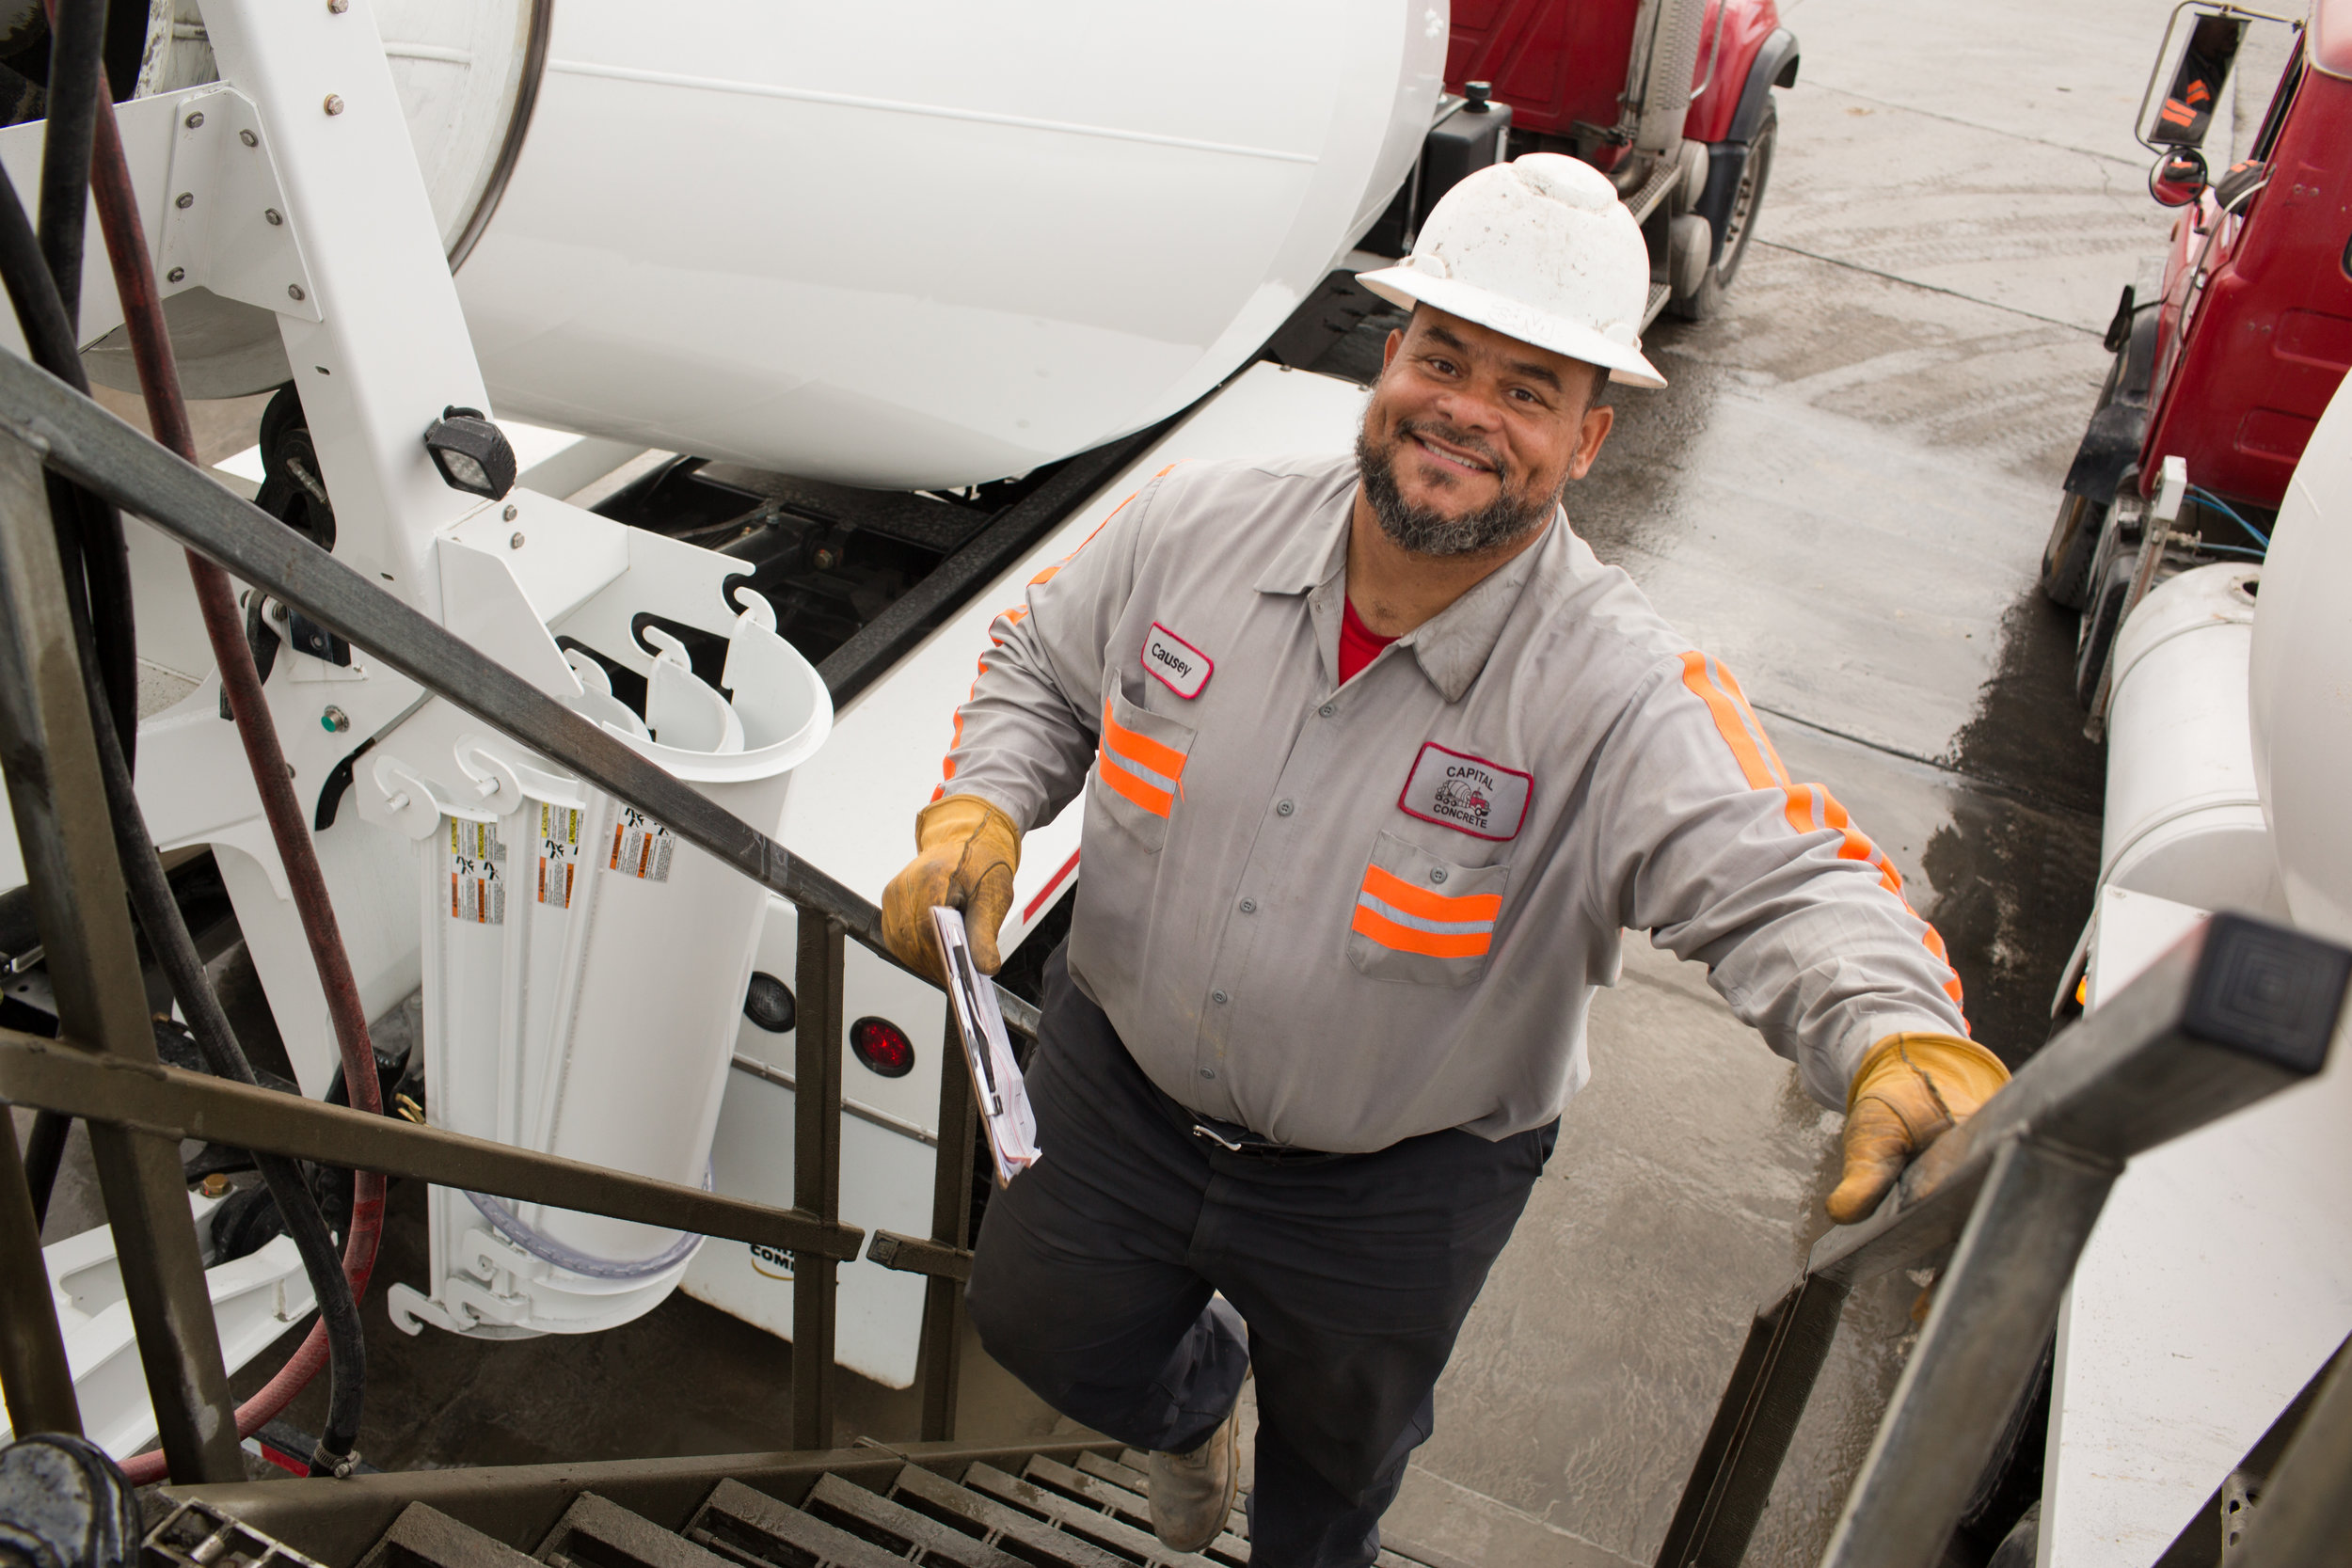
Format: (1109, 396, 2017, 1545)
(1087, 686, 1197, 853)
(1346, 830, 1510, 988)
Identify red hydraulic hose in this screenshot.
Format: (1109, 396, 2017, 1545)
(78, 91, 388, 1481)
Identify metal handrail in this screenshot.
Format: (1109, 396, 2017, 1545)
(1657, 911, 2351, 1568)
(0, 350, 1015, 1472)
(0, 345, 1041, 1040)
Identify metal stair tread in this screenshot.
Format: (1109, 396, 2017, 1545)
(884, 1463, 1132, 1568)
(690, 1477, 909, 1568)
(1113, 1445, 1454, 1568)
(803, 1472, 1024, 1568)
(354, 1504, 542, 1568)
(1075, 1450, 1248, 1541)
(963, 1463, 1241, 1568)
(535, 1493, 734, 1568)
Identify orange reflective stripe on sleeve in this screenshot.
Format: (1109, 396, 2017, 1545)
(1351, 863, 1501, 959)
(1682, 651, 1969, 1024)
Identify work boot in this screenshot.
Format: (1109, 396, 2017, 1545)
(1147, 1402, 1243, 1554)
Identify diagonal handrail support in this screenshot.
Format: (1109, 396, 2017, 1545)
(1657, 911, 2352, 1568)
(0, 348, 1041, 1038)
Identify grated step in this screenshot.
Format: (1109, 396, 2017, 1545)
(535, 1494, 732, 1568)
(802, 1473, 1023, 1568)
(1074, 1453, 1246, 1542)
(1019, 1455, 1247, 1563)
(688, 1478, 908, 1568)
(1116, 1444, 1461, 1568)
(353, 1505, 540, 1568)
(963, 1464, 1235, 1568)
(884, 1462, 1132, 1568)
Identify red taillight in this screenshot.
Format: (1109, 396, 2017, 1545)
(850, 1016, 914, 1078)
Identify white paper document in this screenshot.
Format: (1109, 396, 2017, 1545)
(932, 907, 1043, 1185)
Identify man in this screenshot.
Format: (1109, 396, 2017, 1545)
(881, 154, 2008, 1568)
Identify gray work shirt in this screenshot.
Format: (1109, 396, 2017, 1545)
(937, 453, 1969, 1152)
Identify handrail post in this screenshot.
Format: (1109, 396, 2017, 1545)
(1818, 1139, 2116, 1567)
(0, 441, 241, 1481)
(0, 1107, 79, 1438)
(918, 998, 977, 1441)
(791, 911, 846, 1449)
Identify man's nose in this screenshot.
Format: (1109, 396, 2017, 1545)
(1432, 379, 1505, 432)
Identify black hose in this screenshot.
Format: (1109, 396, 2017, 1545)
(34, 0, 100, 328)
(1, 54, 134, 1242)
(80, 689, 367, 1466)
(0, 110, 367, 1465)
(0, 132, 134, 769)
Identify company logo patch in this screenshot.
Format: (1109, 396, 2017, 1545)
(1141, 622, 1213, 699)
(1398, 743, 1533, 842)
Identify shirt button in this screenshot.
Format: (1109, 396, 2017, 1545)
(1430, 866, 1449, 884)
(1212, 990, 1229, 1005)
(1318, 703, 1336, 718)
(1199, 1067, 1217, 1080)
(1239, 898, 1257, 913)
(1276, 800, 1295, 817)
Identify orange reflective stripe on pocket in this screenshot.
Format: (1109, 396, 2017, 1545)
(1098, 698, 1185, 819)
(1350, 863, 1502, 959)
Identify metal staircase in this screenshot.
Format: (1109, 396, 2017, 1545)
(151, 1441, 1465, 1568)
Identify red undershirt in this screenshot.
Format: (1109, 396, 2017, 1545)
(1338, 596, 1399, 684)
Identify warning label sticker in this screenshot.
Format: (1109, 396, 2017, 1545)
(536, 802, 582, 909)
(449, 818, 507, 925)
(607, 805, 675, 883)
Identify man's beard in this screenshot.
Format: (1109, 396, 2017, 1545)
(1355, 416, 1559, 557)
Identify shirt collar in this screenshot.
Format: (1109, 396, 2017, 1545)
(1259, 481, 1561, 704)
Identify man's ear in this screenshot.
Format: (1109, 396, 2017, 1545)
(1566, 405, 1614, 481)
(1382, 327, 1403, 373)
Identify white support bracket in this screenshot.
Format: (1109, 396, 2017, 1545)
(155, 86, 321, 325)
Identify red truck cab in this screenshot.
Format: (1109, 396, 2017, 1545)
(2043, 0, 2352, 709)
(1438, 0, 1799, 319)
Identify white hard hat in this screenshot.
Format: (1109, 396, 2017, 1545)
(1358, 153, 1666, 390)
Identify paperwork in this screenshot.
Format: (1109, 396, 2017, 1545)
(933, 907, 1042, 1186)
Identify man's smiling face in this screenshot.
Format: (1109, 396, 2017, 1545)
(1354, 305, 1614, 558)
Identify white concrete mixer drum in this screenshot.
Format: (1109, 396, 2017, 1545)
(365, 0, 1441, 489)
(2249, 376, 2352, 945)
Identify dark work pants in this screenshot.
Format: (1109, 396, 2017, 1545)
(965, 948, 1557, 1568)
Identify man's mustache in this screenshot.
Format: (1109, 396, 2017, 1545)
(1392, 417, 1507, 482)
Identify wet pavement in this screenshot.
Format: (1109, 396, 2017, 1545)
(32, 2, 2201, 1561)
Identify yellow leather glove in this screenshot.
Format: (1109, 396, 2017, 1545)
(880, 796, 1022, 988)
(1826, 1032, 2010, 1224)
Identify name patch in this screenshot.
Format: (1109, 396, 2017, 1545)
(1141, 622, 1213, 700)
(1398, 743, 1533, 842)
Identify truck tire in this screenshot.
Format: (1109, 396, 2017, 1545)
(2041, 490, 2103, 610)
(1669, 103, 1776, 322)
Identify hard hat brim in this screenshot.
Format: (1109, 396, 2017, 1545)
(1355, 266, 1669, 391)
